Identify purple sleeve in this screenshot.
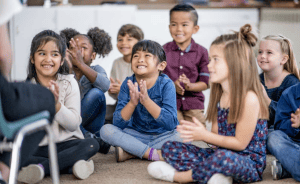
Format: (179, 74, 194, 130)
(198, 49, 210, 85)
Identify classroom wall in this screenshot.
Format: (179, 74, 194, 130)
(10, 5, 259, 109)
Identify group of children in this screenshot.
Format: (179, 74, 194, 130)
(13, 3, 300, 184)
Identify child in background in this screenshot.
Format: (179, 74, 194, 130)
(257, 35, 300, 130)
(60, 27, 112, 153)
(100, 40, 182, 162)
(148, 24, 269, 183)
(106, 24, 144, 123)
(267, 83, 300, 181)
(18, 30, 98, 183)
(163, 4, 209, 125)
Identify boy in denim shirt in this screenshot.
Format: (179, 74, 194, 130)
(267, 83, 300, 181)
(163, 4, 209, 126)
(100, 40, 181, 162)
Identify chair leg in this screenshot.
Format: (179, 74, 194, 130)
(9, 129, 24, 184)
(8, 119, 60, 184)
(45, 124, 60, 184)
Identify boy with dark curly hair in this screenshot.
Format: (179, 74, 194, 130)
(60, 27, 112, 154)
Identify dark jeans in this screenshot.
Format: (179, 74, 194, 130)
(80, 88, 106, 137)
(25, 138, 99, 175)
(267, 130, 300, 181)
(0, 73, 55, 169)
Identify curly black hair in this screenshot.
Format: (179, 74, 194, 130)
(60, 27, 112, 58)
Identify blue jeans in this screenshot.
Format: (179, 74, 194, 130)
(80, 88, 106, 137)
(267, 130, 300, 181)
(100, 124, 182, 158)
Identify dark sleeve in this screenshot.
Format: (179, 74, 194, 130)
(197, 48, 210, 85)
(0, 74, 55, 122)
(274, 90, 300, 138)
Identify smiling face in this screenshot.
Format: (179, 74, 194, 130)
(208, 44, 229, 85)
(117, 34, 139, 58)
(257, 40, 288, 72)
(169, 11, 199, 49)
(31, 40, 63, 80)
(131, 50, 166, 78)
(73, 35, 96, 67)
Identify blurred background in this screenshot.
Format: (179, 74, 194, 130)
(9, 0, 300, 108)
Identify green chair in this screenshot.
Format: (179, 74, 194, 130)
(0, 98, 60, 184)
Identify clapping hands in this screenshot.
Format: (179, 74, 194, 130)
(177, 117, 207, 142)
(109, 78, 122, 94)
(67, 38, 84, 69)
(127, 79, 149, 106)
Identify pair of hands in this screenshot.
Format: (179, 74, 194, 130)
(177, 117, 208, 143)
(128, 79, 149, 106)
(47, 80, 61, 112)
(175, 73, 190, 95)
(108, 78, 121, 95)
(66, 38, 85, 76)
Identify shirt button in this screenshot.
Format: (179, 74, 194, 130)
(182, 97, 185, 100)
(181, 52, 184, 56)
(180, 66, 183, 69)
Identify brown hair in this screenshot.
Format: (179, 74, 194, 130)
(117, 24, 144, 41)
(206, 24, 269, 124)
(262, 35, 300, 80)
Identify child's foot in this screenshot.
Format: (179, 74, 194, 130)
(96, 137, 111, 154)
(147, 161, 175, 182)
(208, 173, 233, 184)
(17, 164, 44, 184)
(72, 160, 94, 180)
(271, 160, 291, 180)
(115, 147, 135, 162)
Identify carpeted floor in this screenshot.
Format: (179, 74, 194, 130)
(33, 141, 298, 184)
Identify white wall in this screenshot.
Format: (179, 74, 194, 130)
(10, 5, 259, 109)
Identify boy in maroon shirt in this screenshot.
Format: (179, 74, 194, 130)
(163, 4, 209, 126)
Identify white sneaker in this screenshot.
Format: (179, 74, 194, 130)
(208, 173, 233, 184)
(18, 164, 44, 184)
(72, 160, 94, 180)
(147, 161, 175, 182)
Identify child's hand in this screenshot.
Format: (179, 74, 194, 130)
(139, 79, 149, 105)
(177, 117, 207, 142)
(291, 108, 300, 128)
(67, 38, 85, 68)
(108, 78, 121, 94)
(174, 79, 185, 95)
(127, 80, 139, 106)
(48, 80, 59, 104)
(179, 74, 190, 89)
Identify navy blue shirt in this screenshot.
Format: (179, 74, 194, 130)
(260, 73, 300, 128)
(113, 74, 179, 135)
(274, 83, 300, 141)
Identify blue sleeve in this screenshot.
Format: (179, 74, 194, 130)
(92, 65, 110, 92)
(112, 78, 133, 129)
(274, 92, 300, 138)
(155, 79, 179, 130)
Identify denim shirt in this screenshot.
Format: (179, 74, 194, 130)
(113, 74, 179, 135)
(79, 65, 110, 99)
(260, 73, 300, 128)
(275, 83, 300, 141)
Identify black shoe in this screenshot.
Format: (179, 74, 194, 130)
(95, 137, 111, 154)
